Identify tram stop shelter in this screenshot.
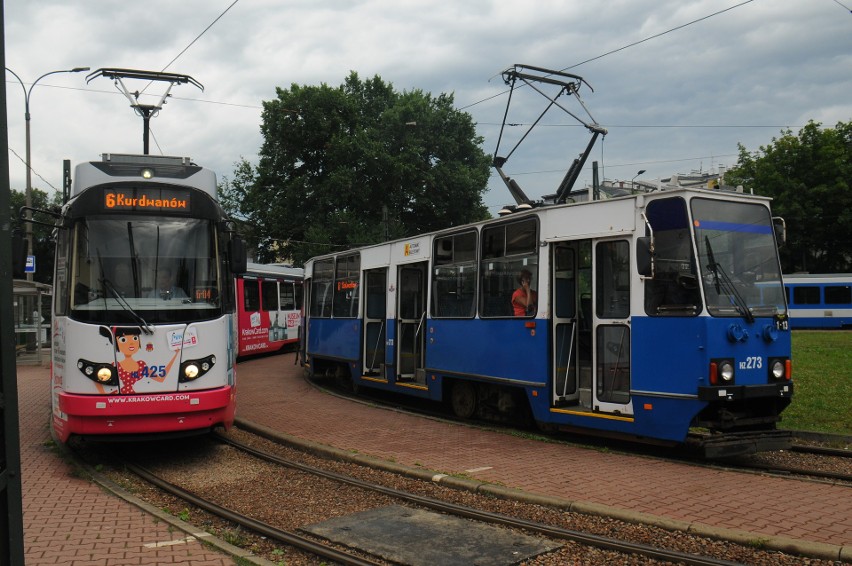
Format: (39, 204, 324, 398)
(13, 279, 51, 365)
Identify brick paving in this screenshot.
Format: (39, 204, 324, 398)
(13, 352, 851, 564)
(16, 363, 236, 566)
(237, 354, 852, 553)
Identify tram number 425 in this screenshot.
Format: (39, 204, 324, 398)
(740, 356, 763, 370)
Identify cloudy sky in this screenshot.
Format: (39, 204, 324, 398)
(4, 0, 851, 214)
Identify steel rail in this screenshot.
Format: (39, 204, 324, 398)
(126, 462, 383, 566)
(215, 433, 742, 566)
(313, 375, 849, 484)
(791, 444, 852, 458)
(732, 460, 852, 483)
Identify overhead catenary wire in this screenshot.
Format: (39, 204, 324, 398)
(461, 0, 756, 111)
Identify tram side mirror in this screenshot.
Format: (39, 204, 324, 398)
(11, 229, 26, 279)
(228, 236, 248, 275)
(636, 236, 654, 277)
(772, 217, 786, 246)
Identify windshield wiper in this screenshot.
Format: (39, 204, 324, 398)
(704, 236, 721, 294)
(96, 248, 153, 333)
(704, 237, 755, 323)
(100, 277, 155, 334)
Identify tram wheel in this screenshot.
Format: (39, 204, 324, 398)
(450, 381, 477, 419)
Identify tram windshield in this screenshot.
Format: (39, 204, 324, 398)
(691, 198, 786, 319)
(68, 216, 224, 324)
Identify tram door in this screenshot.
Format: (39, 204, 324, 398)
(362, 269, 387, 377)
(552, 239, 632, 414)
(551, 241, 592, 407)
(593, 239, 632, 415)
(396, 263, 427, 385)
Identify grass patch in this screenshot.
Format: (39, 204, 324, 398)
(780, 331, 852, 435)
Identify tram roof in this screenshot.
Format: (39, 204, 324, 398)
(304, 186, 774, 268)
(245, 262, 304, 278)
(72, 153, 217, 198)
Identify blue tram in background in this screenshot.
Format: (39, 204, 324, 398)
(783, 273, 852, 329)
(301, 188, 794, 457)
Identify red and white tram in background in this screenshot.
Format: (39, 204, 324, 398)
(236, 263, 304, 357)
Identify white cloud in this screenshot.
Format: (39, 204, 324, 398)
(4, 0, 850, 212)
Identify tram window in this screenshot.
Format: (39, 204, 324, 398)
(482, 227, 505, 259)
(554, 246, 576, 319)
(596, 324, 630, 404)
(432, 231, 477, 318)
(596, 240, 630, 319)
(55, 229, 71, 316)
(824, 285, 851, 305)
(793, 286, 820, 305)
(280, 282, 296, 310)
(333, 253, 360, 318)
(310, 259, 334, 318)
(261, 281, 278, 312)
(480, 218, 538, 318)
(295, 283, 304, 309)
(365, 270, 387, 319)
(642, 197, 700, 316)
(243, 280, 260, 311)
(506, 221, 537, 255)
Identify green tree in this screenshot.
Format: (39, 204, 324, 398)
(223, 72, 492, 265)
(725, 120, 852, 273)
(9, 188, 62, 283)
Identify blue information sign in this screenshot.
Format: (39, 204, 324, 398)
(25, 255, 35, 273)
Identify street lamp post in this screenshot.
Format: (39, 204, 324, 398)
(631, 169, 647, 194)
(5, 66, 89, 280)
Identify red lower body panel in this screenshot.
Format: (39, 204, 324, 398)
(54, 386, 235, 442)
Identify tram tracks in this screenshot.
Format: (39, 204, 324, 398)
(726, 442, 852, 484)
(73, 429, 837, 566)
(126, 462, 381, 566)
(311, 373, 852, 486)
(211, 434, 739, 566)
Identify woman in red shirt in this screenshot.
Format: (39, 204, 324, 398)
(511, 269, 537, 316)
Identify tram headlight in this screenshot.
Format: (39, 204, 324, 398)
(709, 358, 735, 386)
(719, 361, 735, 382)
(768, 357, 791, 381)
(141, 168, 154, 179)
(77, 359, 119, 386)
(179, 355, 216, 382)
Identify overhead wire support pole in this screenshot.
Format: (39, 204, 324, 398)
(5, 65, 89, 279)
(86, 68, 204, 155)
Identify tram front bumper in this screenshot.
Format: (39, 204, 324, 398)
(697, 381, 793, 402)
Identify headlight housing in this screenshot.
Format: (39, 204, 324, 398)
(768, 357, 791, 381)
(709, 358, 735, 386)
(77, 359, 118, 386)
(179, 355, 216, 382)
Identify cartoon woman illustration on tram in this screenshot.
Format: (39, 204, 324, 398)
(113, 327, 180, 394)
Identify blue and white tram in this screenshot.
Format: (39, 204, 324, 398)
(302, 188, 794, 457)
(783, 273, 852, 329)
(49, 154, 247, 442)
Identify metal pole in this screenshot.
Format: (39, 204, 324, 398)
(24, 96, 31, 280)
(4, 67, 89, 281)
(0, 6, 27, 561)
(631, 169, 646, 194)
